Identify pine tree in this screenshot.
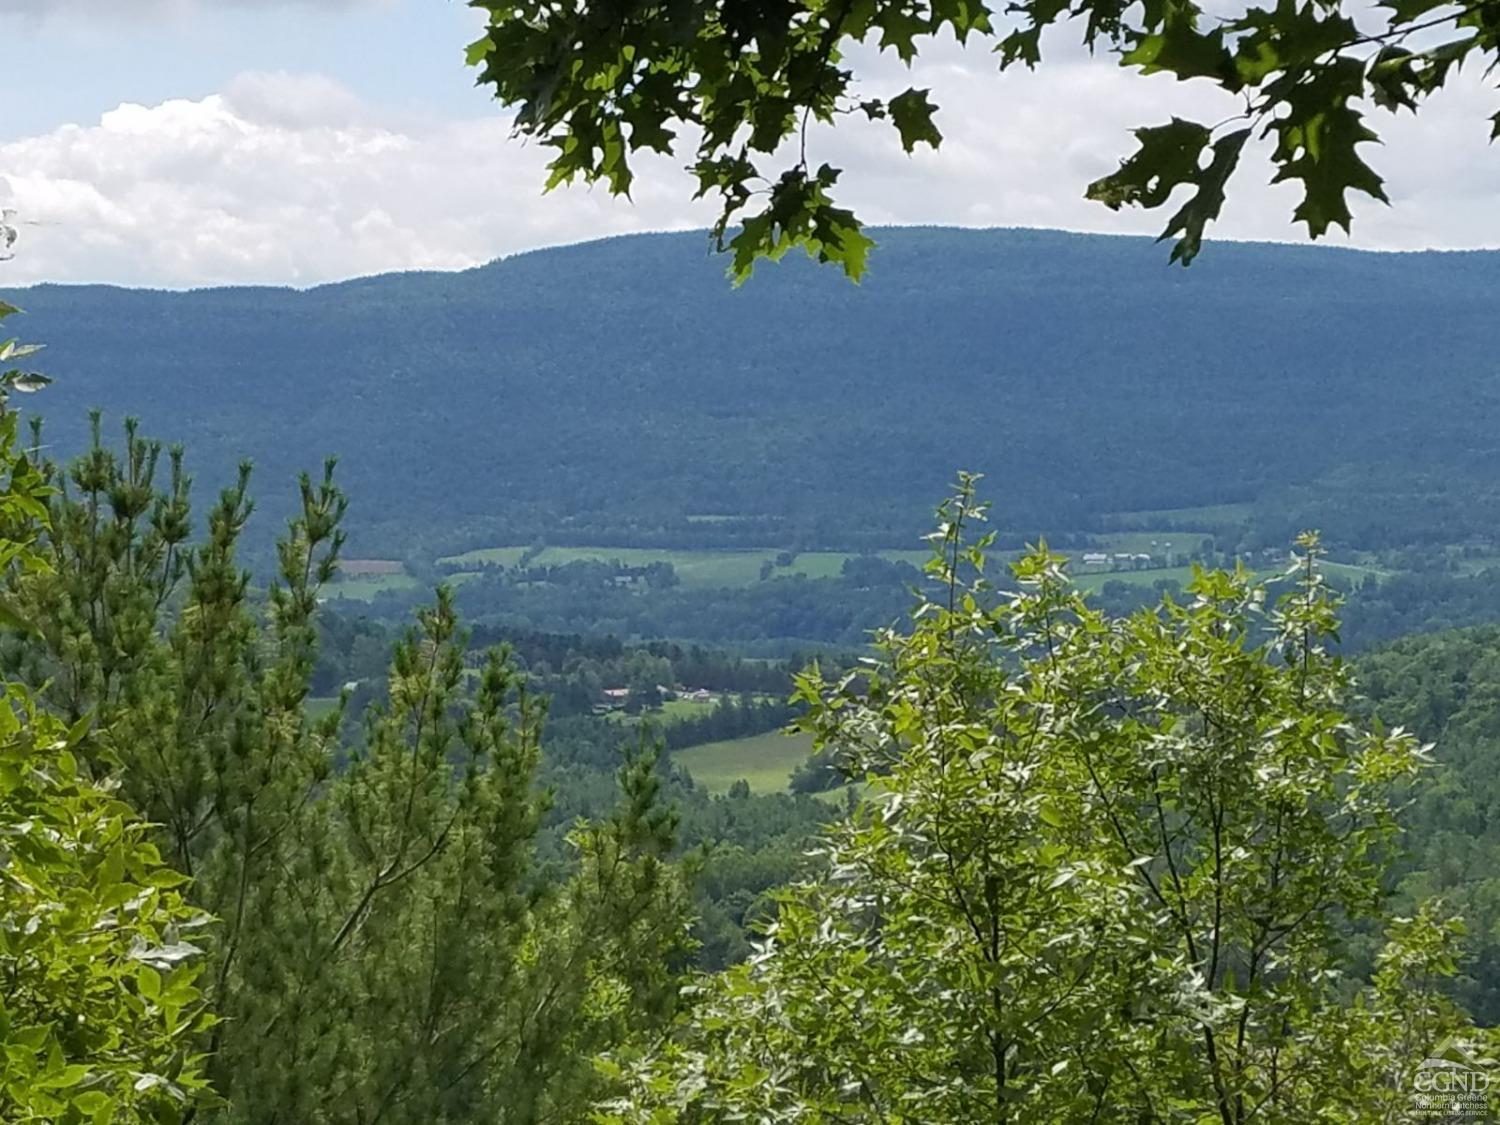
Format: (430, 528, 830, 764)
(5, 416, 695, 1124)
(0, 304, 215, 1124)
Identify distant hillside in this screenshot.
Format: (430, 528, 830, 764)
(14, 227, 1500, 556)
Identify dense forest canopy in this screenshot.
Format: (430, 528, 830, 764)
(1359, 625, 1500, 1026)
(14, 227, 1500, 558)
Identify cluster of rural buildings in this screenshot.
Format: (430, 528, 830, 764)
(1079, 550, 1168, 570)
(598, 685, 717, 710)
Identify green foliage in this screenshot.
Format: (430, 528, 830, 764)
(465, 0, 892, 280)
(1086, 119, 1250, 264)
(0, 300, 50, 399)
(596, 479, 1494, 1122)
(4, 419, 697, 1124)
(466, 0, 1496, 276)
(0, 303, 215, 1123)
(0, 306, 51, 634)
(0, 684, 216, 1124)
(1356, 624, 1500, 1024)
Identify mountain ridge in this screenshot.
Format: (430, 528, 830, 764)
(16, 224, 1500, 298)
(11, 226, 1500, 558)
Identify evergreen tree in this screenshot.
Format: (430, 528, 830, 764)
(0, 304, 215, 1123)
(5, 417, 695, 1124)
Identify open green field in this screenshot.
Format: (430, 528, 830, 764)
(658, 697, 722, 721)
(1457, 554, 1500, 576)
(325, 573, 421, 600)
(437, 546, 932, 588)
(325, 572, 481, 603)
(1321, 560, 1387, 584)
(1070, 564, 1211, 594)
(673, 730, 815, 794)
(1067, 558, 1382, 596)
(1078, 531, 1212, 555)
(347, 541, 1379, 603)
(602, 697, 726, 726)
(306, 695, 342, 719)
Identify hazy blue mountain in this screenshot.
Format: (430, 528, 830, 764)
(15, 227, 1500, 555)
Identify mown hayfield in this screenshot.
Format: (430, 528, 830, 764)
(325, 573, 421, 600)
(1320, 559, 1387, 584)
(1068, 559, 1381, 596)
(673, 730, 815, 794)
(435, 540, 1372, 594)
(439, 545, 534, 569)
(602, 697, 724, 726)
(1078, 530, 1212, 555)
(440, 546, 766, 586)
(1069, 564, 1209, 593)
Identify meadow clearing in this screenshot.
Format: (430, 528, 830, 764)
(672, 729, 814, 793)
(330, 532, 1385, 603)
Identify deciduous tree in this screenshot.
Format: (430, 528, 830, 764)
(596, 478, 1497, 1122)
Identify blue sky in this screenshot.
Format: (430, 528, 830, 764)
(0, 2, 489, 141)
(3, 0, 1499, 287)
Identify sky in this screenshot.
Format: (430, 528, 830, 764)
(1, 0, 1498, 288)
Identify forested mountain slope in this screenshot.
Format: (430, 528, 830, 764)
(16, 228, 1500, 553)
(1359, 625, 1500, 1023)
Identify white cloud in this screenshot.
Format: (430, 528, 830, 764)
(1, 57, 1497, 288)
(0, 71, 718, 286)
(0, 71, 713, 286)
(820, 36, 1500, 249)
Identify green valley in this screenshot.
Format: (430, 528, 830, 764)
(8, 228, 1500, 1123)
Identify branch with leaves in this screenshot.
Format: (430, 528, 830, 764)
(467, 0, 1499, 279)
